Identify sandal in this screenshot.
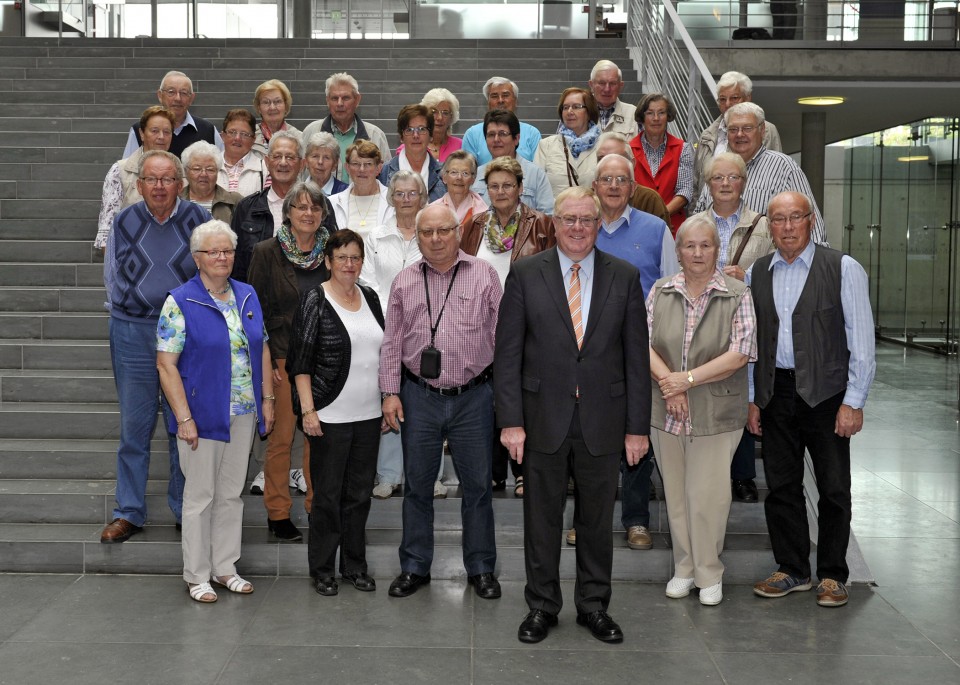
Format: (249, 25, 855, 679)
(514, 476, 524, 498)
(188, 582, 218, 603)
(211, 575, 254, 594)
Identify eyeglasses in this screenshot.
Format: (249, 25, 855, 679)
(160, 88, 192, 98)
(431, 108, 453, 118)
(269, 153, 300, 163)
(139, 176, 179, 187)
(143, 127, 170, 137)
(195, 249, 235, 258)
(709, 174, 744, 184)
(187, 165, 218, 175)
(290, 203, 323, 214)
(418, 227, 457, 238)
(403, 126, 430, 136)
(223, 129, 254, 139)
(332, 255, 363, 264)
(259, 98, 285, 108)
(769, 212, 812, 227)
(485, 130, 514, 140)
(393, 190, 421, 199)
(597, 175, 631, 187)
(487, 182, 518, 193)
(561, 103, 587, 112)
(443, 170, 474, 179)
(727, 125, 758, 135)
(716, 94, 744, 106)
(559, 215, 598, 228)
(644, 110, 668, 120)
(348, 160, 377, 170)
(307, 152, 336, 162)
(591, 80, 621, 90)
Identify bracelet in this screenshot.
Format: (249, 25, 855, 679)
(177, 416, 193, 426)
(381, 392, 398, 400)
(302, 408, 317, 417)
(262, 395, 276, 401)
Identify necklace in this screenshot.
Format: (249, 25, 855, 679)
(350, 191, 378, 227)
(206, 284, 230, 295)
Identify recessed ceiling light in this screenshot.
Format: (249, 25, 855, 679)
(897, 155, 930, 162)
(797, 96, 845, 106)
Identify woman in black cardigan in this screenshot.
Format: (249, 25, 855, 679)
(287, 229, 385, 596)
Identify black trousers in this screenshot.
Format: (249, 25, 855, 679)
(760, 372, 851, 583)
(522, 406, 620, 616)
(307, 417, 381, 578)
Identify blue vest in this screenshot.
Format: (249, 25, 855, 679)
(597, 207, 667, 298)
(167, 274, 267, 441)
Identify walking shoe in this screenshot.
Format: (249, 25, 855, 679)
(267, 518, 303, 542)
(249, 471, 265, 495)
(699, 581, 723, 606)
(626, 525, 653, 550)
(372, 482, 400, 499)
(753, 571, 812, 598)
(565, 528, 576, 546)
(433, 480, 447, 499)
(289, 468, 307, 493)
(816, 578, 849, 607)
(665, 576, 695, 599)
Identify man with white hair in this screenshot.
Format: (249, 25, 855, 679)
(122, 71, 223, 158)
(461, 77, 542, 166)
(693, 71, 781, 198)
(588, 60, 638, 137)
(301, 72, 392, 182)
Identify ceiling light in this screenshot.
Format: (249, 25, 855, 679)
(797, 96, 845, 106)
(897, 155, 929, 162)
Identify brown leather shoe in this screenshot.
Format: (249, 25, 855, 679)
(565, 528, 576, 546)
(100, 518, 143, 543)
(816, 578, 849, 607)
(626, 525, 653, 550)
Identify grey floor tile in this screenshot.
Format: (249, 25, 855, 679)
(925, 500, 960, 523)
(712, 653, 960, 685)
(858, 537, 960, 587)
(873, 471, 960, 503)
(874, 586, 960, 658)
(851, 486, 960, 539)
(0, 574, 79, 641)
(851, 448, 960, 473)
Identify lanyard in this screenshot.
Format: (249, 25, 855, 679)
(422, 261, 462, 346)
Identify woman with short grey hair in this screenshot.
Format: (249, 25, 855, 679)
(181, 141, 243, 225)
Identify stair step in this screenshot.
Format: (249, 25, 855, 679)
(0, 312, 108, 340)
(0, 438, 168, 479)
(0, 339, 111, 370)
(0, 369, 116, 402)
(0, 287, 105, 313)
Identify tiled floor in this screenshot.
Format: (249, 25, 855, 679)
(0, 342, 958, 684)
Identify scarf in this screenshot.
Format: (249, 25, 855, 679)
(484, 208, 521, 254)
(559, 122, 600, 159)
(277, 222, 328, 271)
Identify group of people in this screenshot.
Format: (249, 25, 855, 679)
(97, 61, 876, 634)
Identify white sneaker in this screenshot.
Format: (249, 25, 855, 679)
(249, 471, 265, 495)
(699, 581, 723, 606)
(289, 468, 307, 493)
(433, 480, 447, 499)
(665, 576, 695, 599)
(372, 482, 399, 499)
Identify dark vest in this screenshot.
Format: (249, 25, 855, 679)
(752, 244, 848, 409)
(134, 116, 217, 158)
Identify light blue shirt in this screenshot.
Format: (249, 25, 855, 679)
(461, 120, 542, 166)
(746, 240, 876, 408)
(472, 156, 555, 215)
(557, 247, 596, 335)
(712, 203, 742, 269)
(600, 206, 679, 297)
(122, 111, 224, 158)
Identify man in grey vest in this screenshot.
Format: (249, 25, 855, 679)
(747, 191, 875, 608)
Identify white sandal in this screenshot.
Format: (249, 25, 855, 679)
(188, 582, 218, 603)
(211, 575, 254, 594)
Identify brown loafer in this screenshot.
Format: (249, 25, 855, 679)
(100, 518, 143, 543)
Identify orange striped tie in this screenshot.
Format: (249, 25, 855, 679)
(568, 264, 584, 349)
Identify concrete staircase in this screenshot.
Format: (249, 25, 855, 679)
(0, 36, 777, 582)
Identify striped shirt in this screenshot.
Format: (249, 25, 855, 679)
(639, 135, 695, 202)
(646, 269, 757, 435)
(694, 147, 826, 245)
(379, 250, 502, 392)
(712, 204, 742, 268)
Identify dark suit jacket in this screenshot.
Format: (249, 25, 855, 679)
(494, 246, 651, 456)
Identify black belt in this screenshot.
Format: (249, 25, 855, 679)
(402, 366, 492, 397)
(775, 368, 796, 378)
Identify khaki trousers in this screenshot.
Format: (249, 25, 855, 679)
(264, 360, 313, 519)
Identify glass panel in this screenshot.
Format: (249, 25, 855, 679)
(196, 0, 280, 38)
(843, 142, 882, 324)
(411, 0, 589, 39)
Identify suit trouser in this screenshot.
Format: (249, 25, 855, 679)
(179, 413, 256, 584)
(523, 406, 620, 616)
(264, 360, 313, 519)
(760, 373, 851, 583)
(652, 427, 741, 588)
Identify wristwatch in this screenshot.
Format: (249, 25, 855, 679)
(381, 392, 397, 400)
(687, 371, 695, 386)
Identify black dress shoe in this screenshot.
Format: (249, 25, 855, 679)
(468, 572, 501, 599)
(491, 479, 506, 492)
(342, 571, 376, 592)
(576, 610, 623, 643)
(518, 609, 558, 644)
(732, 479, 759, 502)
(313, 575, 338, 596)
(388, 572, 431, 597)
(267, 518, 303, 542)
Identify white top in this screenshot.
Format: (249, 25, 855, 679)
(359, 220, 423, 311)
(317, 293, 384, 424)
(267, 187, 284, 235)
(329, 183, 395, 237)
(476, 239, 513, 288)
(398, 151, 431, 187)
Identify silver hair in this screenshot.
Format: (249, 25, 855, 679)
(724, 102, 765, 127)
(268, 130, 304, 157)
(387, 170, 428, 210)
(716, 71, 753, 96)
(596, 132, 635, 163)
(137, 150, 183, 178)
(159, 70, 193, 93)
(706, 151, 747, 179)
(325, 72, 360, 97)
(190, 219, 237, 252)
(482, 76, 518, 100)
(421, 88, 461, 126)
(768, 191, 813, 216)
(590, 60, 623, 81)
(441, 150, 478, 175)
(180, 141, 223, 170)
(415, 204, 460, 232)
(675, 214, 721, 251)
(595, 152, 633, 177)
(281, 181, 327, 220)
(305, 131, 340, 157)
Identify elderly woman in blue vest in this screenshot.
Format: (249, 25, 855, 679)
(377, 104, 446, 202)
(646, 214, 756, 607)
(287, 229, 385, 597)
(157, 219, 275, 604)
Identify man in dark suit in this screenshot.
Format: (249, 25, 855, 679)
(494, 187, 651, 644)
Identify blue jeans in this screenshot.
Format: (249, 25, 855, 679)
(620, 448, 654, 528)
(398, 378, 496, 576)
(109, 317, 184, 527)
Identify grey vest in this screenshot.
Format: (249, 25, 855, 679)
(752, 245, 848, 408)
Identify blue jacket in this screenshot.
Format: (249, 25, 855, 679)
(166, 274, 268, 441)
(377, 154, 447, 202)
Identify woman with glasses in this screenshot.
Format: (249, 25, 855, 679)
(430, 151, 488, 224)
(304, 131, 349, 197)
(157, 219, 274, 603)
(629, 93, 694, 237)
(397, 88, 462, 163)
(95, 105, 176, 250)
(219, 109, 268, 197)
(246, 181, 331, 544)
(287, 229, 385, 596)
(460, 156, 555, 497)
(329, 140, 394, 235)
(378, 104, 446, 202)
(252, 79, 301, 157)
(180, 141, 243, 224)
(534, 88, 602, 197)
